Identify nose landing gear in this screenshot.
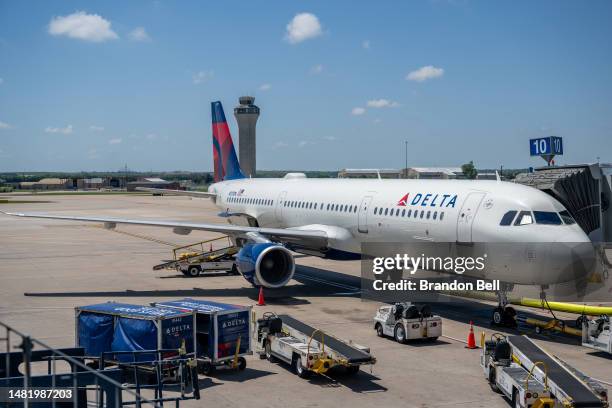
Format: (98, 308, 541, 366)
(491, 283, 517, 328)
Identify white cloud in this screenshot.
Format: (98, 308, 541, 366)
(298, 140, 309, 148)
(406, 65, 444, 82)
(367, 99, 400, 108)
(362, 40, 370, 49)
(45, 124, 73, 134)
(0, 121, 12, 129)
(310, 64, 323, 75)
(285, 13, 323, 44)
(108, 138, 122, 145)
(259, 83, 272, 91)
(146, 133, 157, 140)
(323, 135, 336, 141)
(193, 70, 214, 84)
(89, 125, 104, 131)
(129, 27, 150, 42)
(48, 11, 119, 42)
(351, 107, 366, 116)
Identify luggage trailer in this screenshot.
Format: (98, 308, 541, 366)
(255, 313, 376, 378)
(153, 298, 252, 375)
(482, 334, 608, 408)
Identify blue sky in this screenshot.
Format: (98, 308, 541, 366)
(1, 0, 611, 172)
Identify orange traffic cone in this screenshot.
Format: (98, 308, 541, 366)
(257, 287, 265, 306)
(466, 321, 477, 349)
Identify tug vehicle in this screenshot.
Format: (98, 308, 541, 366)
(254, 313, 376, 378)
(373, 302, 442, 343)
(582, 315, 612, 355)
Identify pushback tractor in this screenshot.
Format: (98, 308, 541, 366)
(254, 313, 376, 378)
(481, 334, 608, 408)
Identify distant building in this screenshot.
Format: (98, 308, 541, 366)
(19, 178, 73, 190)
(476, 172, 497, 180)
(402, 167, 464, 179)
(338, 168, 400, 179)
(77, 178, 106, 189)
(127, 177, 181, 192)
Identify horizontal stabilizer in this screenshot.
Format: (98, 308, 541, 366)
(135, 187, 216, 198)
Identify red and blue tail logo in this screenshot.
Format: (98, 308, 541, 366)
(211, 101, 245, 182)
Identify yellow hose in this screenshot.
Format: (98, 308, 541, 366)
(518, 298, 612, 316)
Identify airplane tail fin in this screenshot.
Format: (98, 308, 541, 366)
(211, 101, 244, 182)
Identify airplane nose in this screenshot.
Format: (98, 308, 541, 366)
(550, 240, 596, 283)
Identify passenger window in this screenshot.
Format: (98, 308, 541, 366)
(384, 208, 388, 216)
(426, 211, 431, 219)
(420, 211, 424, 219)
(559, 210, 576, 225)
(407, 209, 412, 217)
(374, 207, 378, 215)
(514, 211, 533, 226)
(500, 210, 517, 226)
(414, 210, 418, 218)
(401, 209, 406, 217)
(440, 212, 444, 221)
(433, 212, 437, 220)
(534, 211, 562, 225)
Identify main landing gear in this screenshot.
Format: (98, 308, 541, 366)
(491, 283, 517, 328)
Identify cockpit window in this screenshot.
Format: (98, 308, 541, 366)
(499, 210, 517, 226)
(514, 211, 533, 226)
(559, 210, 576, 225)
(533, 211, 562, 225)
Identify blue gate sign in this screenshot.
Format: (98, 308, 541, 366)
(530, 136, 563, 156)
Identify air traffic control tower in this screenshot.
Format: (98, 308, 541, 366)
(234, 96, 260, 178)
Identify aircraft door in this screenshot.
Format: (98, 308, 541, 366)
(275, 191, 287, 222)
(358, 196, 373, 233)
(457, 192, 486, 242)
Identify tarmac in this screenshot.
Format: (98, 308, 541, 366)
(1, 193, 611, 407)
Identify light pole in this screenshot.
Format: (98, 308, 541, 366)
(404, 141, 408, 179)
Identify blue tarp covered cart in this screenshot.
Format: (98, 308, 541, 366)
(153, 299, 252, 373)
(75, 302, 195, 362)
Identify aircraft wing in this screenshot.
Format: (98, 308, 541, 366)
(0, 211, 328, 248)
(135, 187, 216, 198)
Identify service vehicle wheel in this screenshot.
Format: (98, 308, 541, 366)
(237, 357, 247, 371)
(198, 362, 215, 376)
(346, 365, 360, 375)
(512, 388, 521, 408)
(394, 323, 406, 344)
(264, 341, 276, 362)
(488, 368, 500, 393)
(492, 307, 504, 326)
(293, 356, 311, 379)
(375, 323, 384, 337)
(187, 266, 200, 277)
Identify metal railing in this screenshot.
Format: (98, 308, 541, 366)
(0, 320, 198, 407)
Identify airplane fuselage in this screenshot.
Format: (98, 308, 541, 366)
(209, 175, 593, 286)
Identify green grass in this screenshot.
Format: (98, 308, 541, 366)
(5, 191, 150, 196)
(0, 200, 53, 204)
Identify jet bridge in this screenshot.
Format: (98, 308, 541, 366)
(514, 163, 612, 242)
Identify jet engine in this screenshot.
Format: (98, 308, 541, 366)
(235, 243, 295, 288)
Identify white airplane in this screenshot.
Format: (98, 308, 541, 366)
(2, 101, 594, 326)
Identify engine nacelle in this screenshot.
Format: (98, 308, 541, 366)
(236, 243, 295, 288)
